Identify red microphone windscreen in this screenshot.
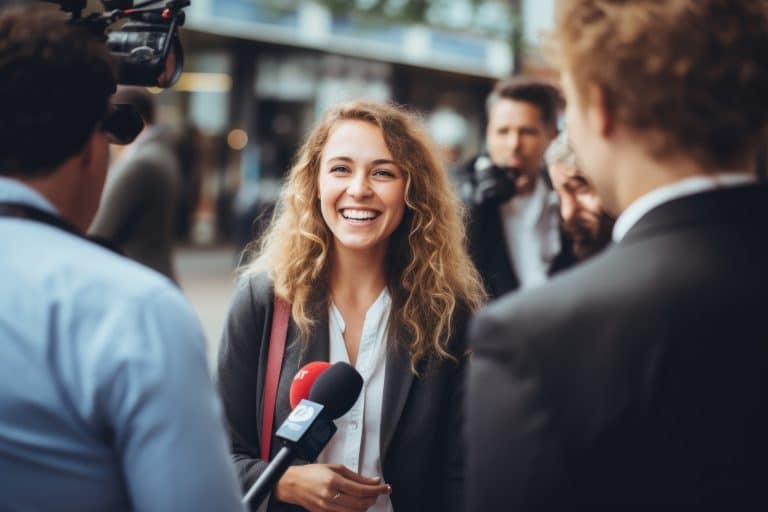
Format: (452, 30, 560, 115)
(289, 361, 332, 408)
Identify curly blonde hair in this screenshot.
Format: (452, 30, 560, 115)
(243, 100, 486, 371)
(553, 0, 768, 167)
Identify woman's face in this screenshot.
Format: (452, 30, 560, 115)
(317, 119, 406, 259)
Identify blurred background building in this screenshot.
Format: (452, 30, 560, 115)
(148, 0, 556, 246)
(137, 0, 559, 357)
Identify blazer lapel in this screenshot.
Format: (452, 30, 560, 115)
(620, 184, 767, 245)
(289, 302, 415, 461)
(380, 341, 415, 461)
(471, 204, 519, 297)
(273, 310, 330, 434)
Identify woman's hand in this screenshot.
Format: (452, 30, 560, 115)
(274, 463, 391, 512)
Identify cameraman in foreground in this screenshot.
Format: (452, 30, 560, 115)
(0, 5, 245, 511)
(463, 78, 575, 298)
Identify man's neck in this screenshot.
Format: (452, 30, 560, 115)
(609, 146, 752, 215)
(19, 166, 83, 231)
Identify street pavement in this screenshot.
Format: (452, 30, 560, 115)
(174, 244, 241, 369)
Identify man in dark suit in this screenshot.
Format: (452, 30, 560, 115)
(467, 0, 768, 509)
(463, 78, 575, 298)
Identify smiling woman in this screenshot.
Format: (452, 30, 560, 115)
(217, 100, 486, 512)
(318, 119, 406, 261)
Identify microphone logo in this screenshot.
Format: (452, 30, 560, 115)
(277, 399, 326, 441)
(288, 404, 315, 423)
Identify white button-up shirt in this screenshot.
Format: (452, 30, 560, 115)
(317, 288, 393, 512)
(499, 175, 562, 290)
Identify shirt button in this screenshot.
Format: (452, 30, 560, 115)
(350, 421, 359, 430)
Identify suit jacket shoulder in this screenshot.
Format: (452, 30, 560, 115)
(467, 184, 768, 508)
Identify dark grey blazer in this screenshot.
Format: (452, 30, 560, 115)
(218, 274, 468, 512)
(467, 184, 768, 510)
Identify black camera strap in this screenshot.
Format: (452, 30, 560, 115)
(0, 201, 121, 254)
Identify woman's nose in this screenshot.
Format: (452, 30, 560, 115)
(346, 172, 372, 198)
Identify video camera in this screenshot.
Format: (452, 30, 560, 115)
(468, 154, 521, 206)
(47, 0, 189, 88)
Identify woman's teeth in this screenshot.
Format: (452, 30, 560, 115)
(341, 209, 378, 220)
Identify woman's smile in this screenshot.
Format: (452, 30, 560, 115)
(339, 208, 382, 223)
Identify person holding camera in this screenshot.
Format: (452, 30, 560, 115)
(463, 77, 576, 298)
(0, 5, 244, 511)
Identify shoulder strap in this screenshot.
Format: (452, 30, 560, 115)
(0, 202, 122, 254)
(260, 297, 290, 460)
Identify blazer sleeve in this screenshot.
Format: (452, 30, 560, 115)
(217, 276, 273, 493)
(436, 307, 470, 512)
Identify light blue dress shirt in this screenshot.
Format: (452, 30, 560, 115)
(0, 177, 245, 511)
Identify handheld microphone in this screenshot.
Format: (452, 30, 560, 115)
(289, 361, 332, 408)
(242, 362, 363, 507)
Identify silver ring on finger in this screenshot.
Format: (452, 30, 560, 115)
(331, 491, 342, 501)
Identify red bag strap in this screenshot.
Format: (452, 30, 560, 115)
(260, 297, 289, 461)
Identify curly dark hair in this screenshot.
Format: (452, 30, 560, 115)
(0, 4, 116, 177)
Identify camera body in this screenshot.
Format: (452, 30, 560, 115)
(468, 154, 521, 206)
(48, 0, 188, 87)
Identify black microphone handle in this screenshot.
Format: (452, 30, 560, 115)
(242, 445, 294, 507)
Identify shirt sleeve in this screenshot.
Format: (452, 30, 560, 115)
(96, 285, 246, 512)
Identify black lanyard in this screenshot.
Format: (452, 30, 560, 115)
(0, 201, 122, 254)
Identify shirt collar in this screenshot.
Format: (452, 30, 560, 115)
(330, 287, 391, 333)
(501, 174, 554, 224)
(0, 176, 59, 215)
(613, 172, 757, 242)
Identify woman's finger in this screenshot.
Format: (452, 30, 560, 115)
(335, 477, 390, 499)
(307, 490, 367, 512)
(330, 464, 388, 486)
(331, 490, 379, 511)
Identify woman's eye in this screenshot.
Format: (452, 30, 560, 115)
(373, 169, 395, 178)
(330, 166, 349, 174)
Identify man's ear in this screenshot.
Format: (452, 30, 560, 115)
(586, 83, 614, 138)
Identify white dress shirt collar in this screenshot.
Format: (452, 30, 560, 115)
(499, 174, 562, 289)
(613, 172, 757, 243)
